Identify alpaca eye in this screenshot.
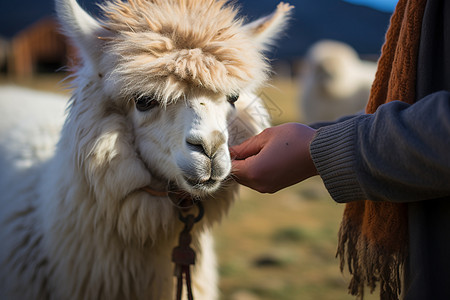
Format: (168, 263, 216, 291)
(135, 95, 159, 111)
(227, 94, 239, 107)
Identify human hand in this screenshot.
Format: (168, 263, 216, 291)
(230, 123, 318, 193)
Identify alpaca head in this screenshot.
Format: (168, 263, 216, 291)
(305, 40, 362, 99)
(56, 0, 292, 239)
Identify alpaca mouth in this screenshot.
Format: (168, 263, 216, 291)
(183, 176, 219, 189)
(141, 172, 225, 209)
(181, 174, 225, 197)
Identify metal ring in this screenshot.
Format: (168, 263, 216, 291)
(178, 201, 204, 224)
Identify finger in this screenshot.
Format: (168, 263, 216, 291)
(231, 158, 246, 174)
(230, 159, 252, 186)
(229, 133, 265, 160)
(231, 153, 260, 180)
(232, 157, 273, 193)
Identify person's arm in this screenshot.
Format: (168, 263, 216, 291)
(311, 90, 450, 203)
(231, 90, 450, 202)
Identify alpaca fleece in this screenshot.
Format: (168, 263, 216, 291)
(0, 0, 292, 299)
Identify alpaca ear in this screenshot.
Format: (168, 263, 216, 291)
(242, 2, 294, 49)
(55, 0, 107, 69)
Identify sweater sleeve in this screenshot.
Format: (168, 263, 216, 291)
(310, 90, 450, 203)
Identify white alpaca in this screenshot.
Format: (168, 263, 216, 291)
(0, 1, 292, 299)
(299, 40, 377, 123)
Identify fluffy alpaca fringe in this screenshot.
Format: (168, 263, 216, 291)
(99, 0, 270, 102)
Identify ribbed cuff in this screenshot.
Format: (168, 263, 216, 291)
(310, 118, 366, 203)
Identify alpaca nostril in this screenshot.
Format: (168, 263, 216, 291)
(186, 140, 208, 156)
(186, 130, 226, 158)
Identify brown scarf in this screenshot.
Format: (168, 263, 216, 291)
(336, 0, 427, 299)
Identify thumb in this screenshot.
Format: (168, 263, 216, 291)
(229, 133, 265, 160)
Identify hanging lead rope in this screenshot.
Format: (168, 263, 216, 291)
(172, 202, 204, 300)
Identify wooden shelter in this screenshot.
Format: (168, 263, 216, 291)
(8, 17, 74, 78)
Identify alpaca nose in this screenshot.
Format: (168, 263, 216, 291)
(186, 130, 226, 158)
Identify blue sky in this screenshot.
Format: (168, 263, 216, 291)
(343, 0, 398, 12)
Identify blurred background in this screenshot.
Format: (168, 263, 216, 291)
(0, 0, 397, 299)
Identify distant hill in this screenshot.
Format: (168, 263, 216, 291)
(0, 0, 392, 60)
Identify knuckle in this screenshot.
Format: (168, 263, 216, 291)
(256, 186, 274, 194)
(254, 182, 276, 194)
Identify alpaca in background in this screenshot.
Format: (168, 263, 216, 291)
(299, 40, 377, 123)
(0, 0, 293, 299)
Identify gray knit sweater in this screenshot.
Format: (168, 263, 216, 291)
(309, 0, 450, 298)
(311, 95, 450, 204)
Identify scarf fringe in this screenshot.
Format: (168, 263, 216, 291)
(337, 215, 406, 300)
